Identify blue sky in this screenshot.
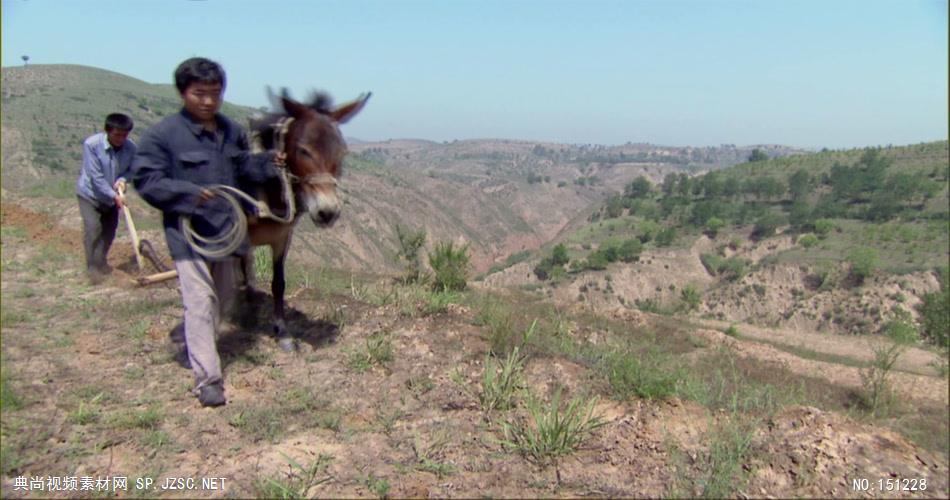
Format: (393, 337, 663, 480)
(2, 0, 947, 148)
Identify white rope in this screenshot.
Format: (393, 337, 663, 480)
(181, 167, 297, 259)
(181, 186, 248, 259)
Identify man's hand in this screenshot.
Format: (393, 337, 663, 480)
(114, 180, 127, 209)
(198, 188, 216, 204)
(274, 151, 287, 167)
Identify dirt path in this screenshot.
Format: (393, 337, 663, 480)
(693, 319, 948, 407)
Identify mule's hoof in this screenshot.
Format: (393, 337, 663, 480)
(277, 337, 297, 352)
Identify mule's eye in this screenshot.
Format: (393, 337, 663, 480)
(298, 147, 314, 159)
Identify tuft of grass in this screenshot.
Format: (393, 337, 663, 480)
(500, 388, 605, 467)
(360, 473, 391, 499)
(347, 331, 394, 373)
(422, 289, 461, 315)
(1, 369, 24, 410)
(228, 406, 284, 443)
(470, 346, 526, 414)
(428, 241, 470, 292)
(412, 430, 457, 478)
(110, 406, 163, 430)
(602, 347, 680, 401)
(696, 417, 756, 498)
(254, 452, 333, 499)
(68, 401, 101, 425)
(142, 430, 174, 452)
(314, 409, 342, 432)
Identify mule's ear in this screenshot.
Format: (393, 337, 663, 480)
(281, 96, 310, 119)
(330, 92, 371, 124)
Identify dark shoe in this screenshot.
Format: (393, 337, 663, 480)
(198, 383, 226, 407)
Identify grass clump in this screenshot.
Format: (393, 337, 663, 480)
(428, 241, 471, 292)
(500, 389, 605, 467)
(228, 406, 284, 443)
(603, 348, 680, 401)
(347, 331, 394, 373)
(695, 417, 756, 498)
(453, 345, 526, 414)
(255, 452, 333, 499)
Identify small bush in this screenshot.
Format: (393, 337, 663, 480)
(813, 219, 835, 238)
(655, 227, 677, 247)
(705, 217, 725, 237)
(428, 241, 470, 291)
(680, 284, 702, 311)
(847, 247, 879, 285)
(918, 270, 949, 349)
(860, 340, 904, 416)
(395, 225, 428, 284)
(798, 234, 818, 248)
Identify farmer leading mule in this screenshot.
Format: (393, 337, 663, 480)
(132, 57, 283, 407)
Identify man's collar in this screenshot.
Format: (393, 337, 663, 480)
(179, 108, 227, 136)
(101, 133, 117, 152)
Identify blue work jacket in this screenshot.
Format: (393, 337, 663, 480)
(132, 109, 278, 261)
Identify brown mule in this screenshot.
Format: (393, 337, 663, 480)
(242, 90, 370, 350)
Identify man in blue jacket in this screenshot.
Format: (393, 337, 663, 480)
(133, 57, 280, 407)
(76, 113, 136, 284)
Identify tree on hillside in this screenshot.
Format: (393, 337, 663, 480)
(662, 173, 677, 196)
(788, 169, 812, 200)
(748, 148, 769, 162)
(624, 176, 653, 199)
(21, 55, 29, 66)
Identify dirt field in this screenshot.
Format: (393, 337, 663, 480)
(1, 199, 947, 498)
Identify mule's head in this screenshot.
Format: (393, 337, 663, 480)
(281, 92, 370, 227)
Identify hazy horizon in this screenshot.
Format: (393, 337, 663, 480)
(2, 0, 947, 149)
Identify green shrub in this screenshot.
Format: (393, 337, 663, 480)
(918, 268, 949, 349)
(705, 217, 725, 237)
(813, 219, 835, 238)
(428, 241, 470, 291)
(798, 234, 818, 248)
(680, 284, 702, 311)
(618, 238, 642, 263)
(605, 350, 679, 400)
(751, 212, 784, 240)
(655, 227, 677, 247)
(847, 247, 879, 285)
(395, 225, 428, 284)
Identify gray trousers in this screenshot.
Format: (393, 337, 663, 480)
(175, 258, 237, 392)
(77, 195, 118, 272)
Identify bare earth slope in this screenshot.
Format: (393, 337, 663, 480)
(1, 199, 947, 498)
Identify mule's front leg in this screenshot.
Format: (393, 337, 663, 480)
(272, 245, 296, 352)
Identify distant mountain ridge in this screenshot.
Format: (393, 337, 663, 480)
(2, 64, 808, 273)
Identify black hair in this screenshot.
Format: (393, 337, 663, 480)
(174, 57, 226, 93)
(104, 113, 134, 132)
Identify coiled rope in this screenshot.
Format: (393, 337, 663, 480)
(181, 164, 297, 259)
(182, 117, 298, 259)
